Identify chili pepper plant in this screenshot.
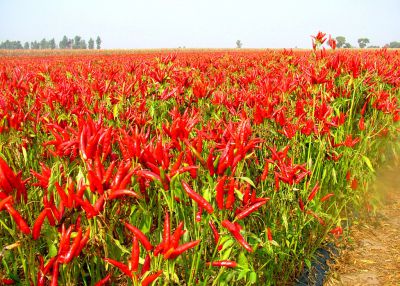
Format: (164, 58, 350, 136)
(0, 34, 399, 285)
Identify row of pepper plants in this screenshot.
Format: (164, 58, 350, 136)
(0, 34, 400, 285)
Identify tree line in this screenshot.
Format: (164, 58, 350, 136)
(335, 36, 400, 49)
(0, 35, 102, 50)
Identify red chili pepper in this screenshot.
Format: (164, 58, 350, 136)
(0, 157, 16, 192)
(94, 152, 104, 179)
(112, 160, 130, 189)
(141, 254, 151, 276)
(215, 176, 226, 210)
(4, 204, 30, 234)
(345, 171, 351, 181)
(118, 170, 136, 190)
(0, 195, 13, 210)
(130, 236, 140, 272)
(33, 208, 50, 240)
(58, 227, 82, 264)
(207, 147, 216, 176)
(135, 169, 162, 183)
(75, 197, 98, 219)
(358, 116, 365, 131)
(170, 151, 184, 175)
(171, 166, 199, 177)
(0, 167, 13, 194)
(94, 273, 111, 286)
(124, 222, 153, 251)
(274, 171, 280, 191)
(66, 178, 75, 208)
(88, 170, 103, 194)
(50, 261, 59, 286)
(170, 221, 185, 249)
(75, 227, 91, 256)
(181, 180, 214, 214)
(242, 183, 250, 206)
(153, 242, 165, 256)
(101, 128, 112, 160)
(261, 160, 269, 181)
(298, 197, 305, 211)
(351, 178, 358, 190)
(206, 260, 237, 268)
(58, 225, 74, 256)
(267, 227, 273, 241)
(221, 220, 253, 252)
(208, 220, 220, 247)
(235, 198, 269, 220)
(141, 270, 162, 286)
(103, 160, 117, 185)
(1, 278, 15, 285)
(183, 139, 207, 168)
(196, 205, 203, 222)
(94, 194, 105, 213)
(306, 210, 325, 225)
(79, 126, 88, 161)
(307, 182, 320, 202)
(168, 240, 201, 259)
(108, 189, 141, 200)
(330, 226, 343, 237)
(86, 132, 101, 160)
(225, 179, 235, 210)
(103, 258, 132, 277)
(320, 193, 334, 202)
(163, 211, 171, 250)
(55, 182, 70, 208)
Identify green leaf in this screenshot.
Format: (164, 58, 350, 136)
(332, 168, 337, 184)
(140, 216, 152, 233)
(304, 258, 312, 269)
(48, 243, 58, 257)
(238, 251, 249, 269)
(362, 155, 375, 172)
(113, 238, 130, 254)
(238, 176, 256, 188)
(113, 104, 119, 118)
(21, 146, 27, 164)
(203, 188, 211, 202)
(237, 268, 250, 281)
(249, 271, 257, 283)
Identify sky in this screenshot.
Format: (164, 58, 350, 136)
(0, 0, 399, 49)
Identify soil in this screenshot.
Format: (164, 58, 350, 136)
(325, 161, 400, 285)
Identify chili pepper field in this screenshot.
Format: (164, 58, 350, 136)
(1, 38, 400, 285)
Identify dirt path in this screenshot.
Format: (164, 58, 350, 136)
(325, 162, 400, 285)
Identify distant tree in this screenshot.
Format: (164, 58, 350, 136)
(16, 41, 23, 49)
(40, 38, 48, 49)
(343, 42, 352, 49)
(236, 40, 242, 49)
(96, 36, 102, 49)
(73, 36, 82, 49)
(367, 45, 380, 49)
(59, 36, 69, 49)
(49, 38, 56, 49)
(67, 38, 73, 49)
(388, 41, 400, 48)
(88, 38, 94, 49)
(80, 39, 87, 49)
(24, 42, 30, 49)
(0, 40, 23, 49)
(357, 38, 370, 48)
(335, 36, 346, 48)
(31, 41, 40, 49)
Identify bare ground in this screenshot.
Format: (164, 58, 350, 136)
(325, 162, 400, 286)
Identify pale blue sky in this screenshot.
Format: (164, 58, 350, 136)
(0, 0, 399, 49)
